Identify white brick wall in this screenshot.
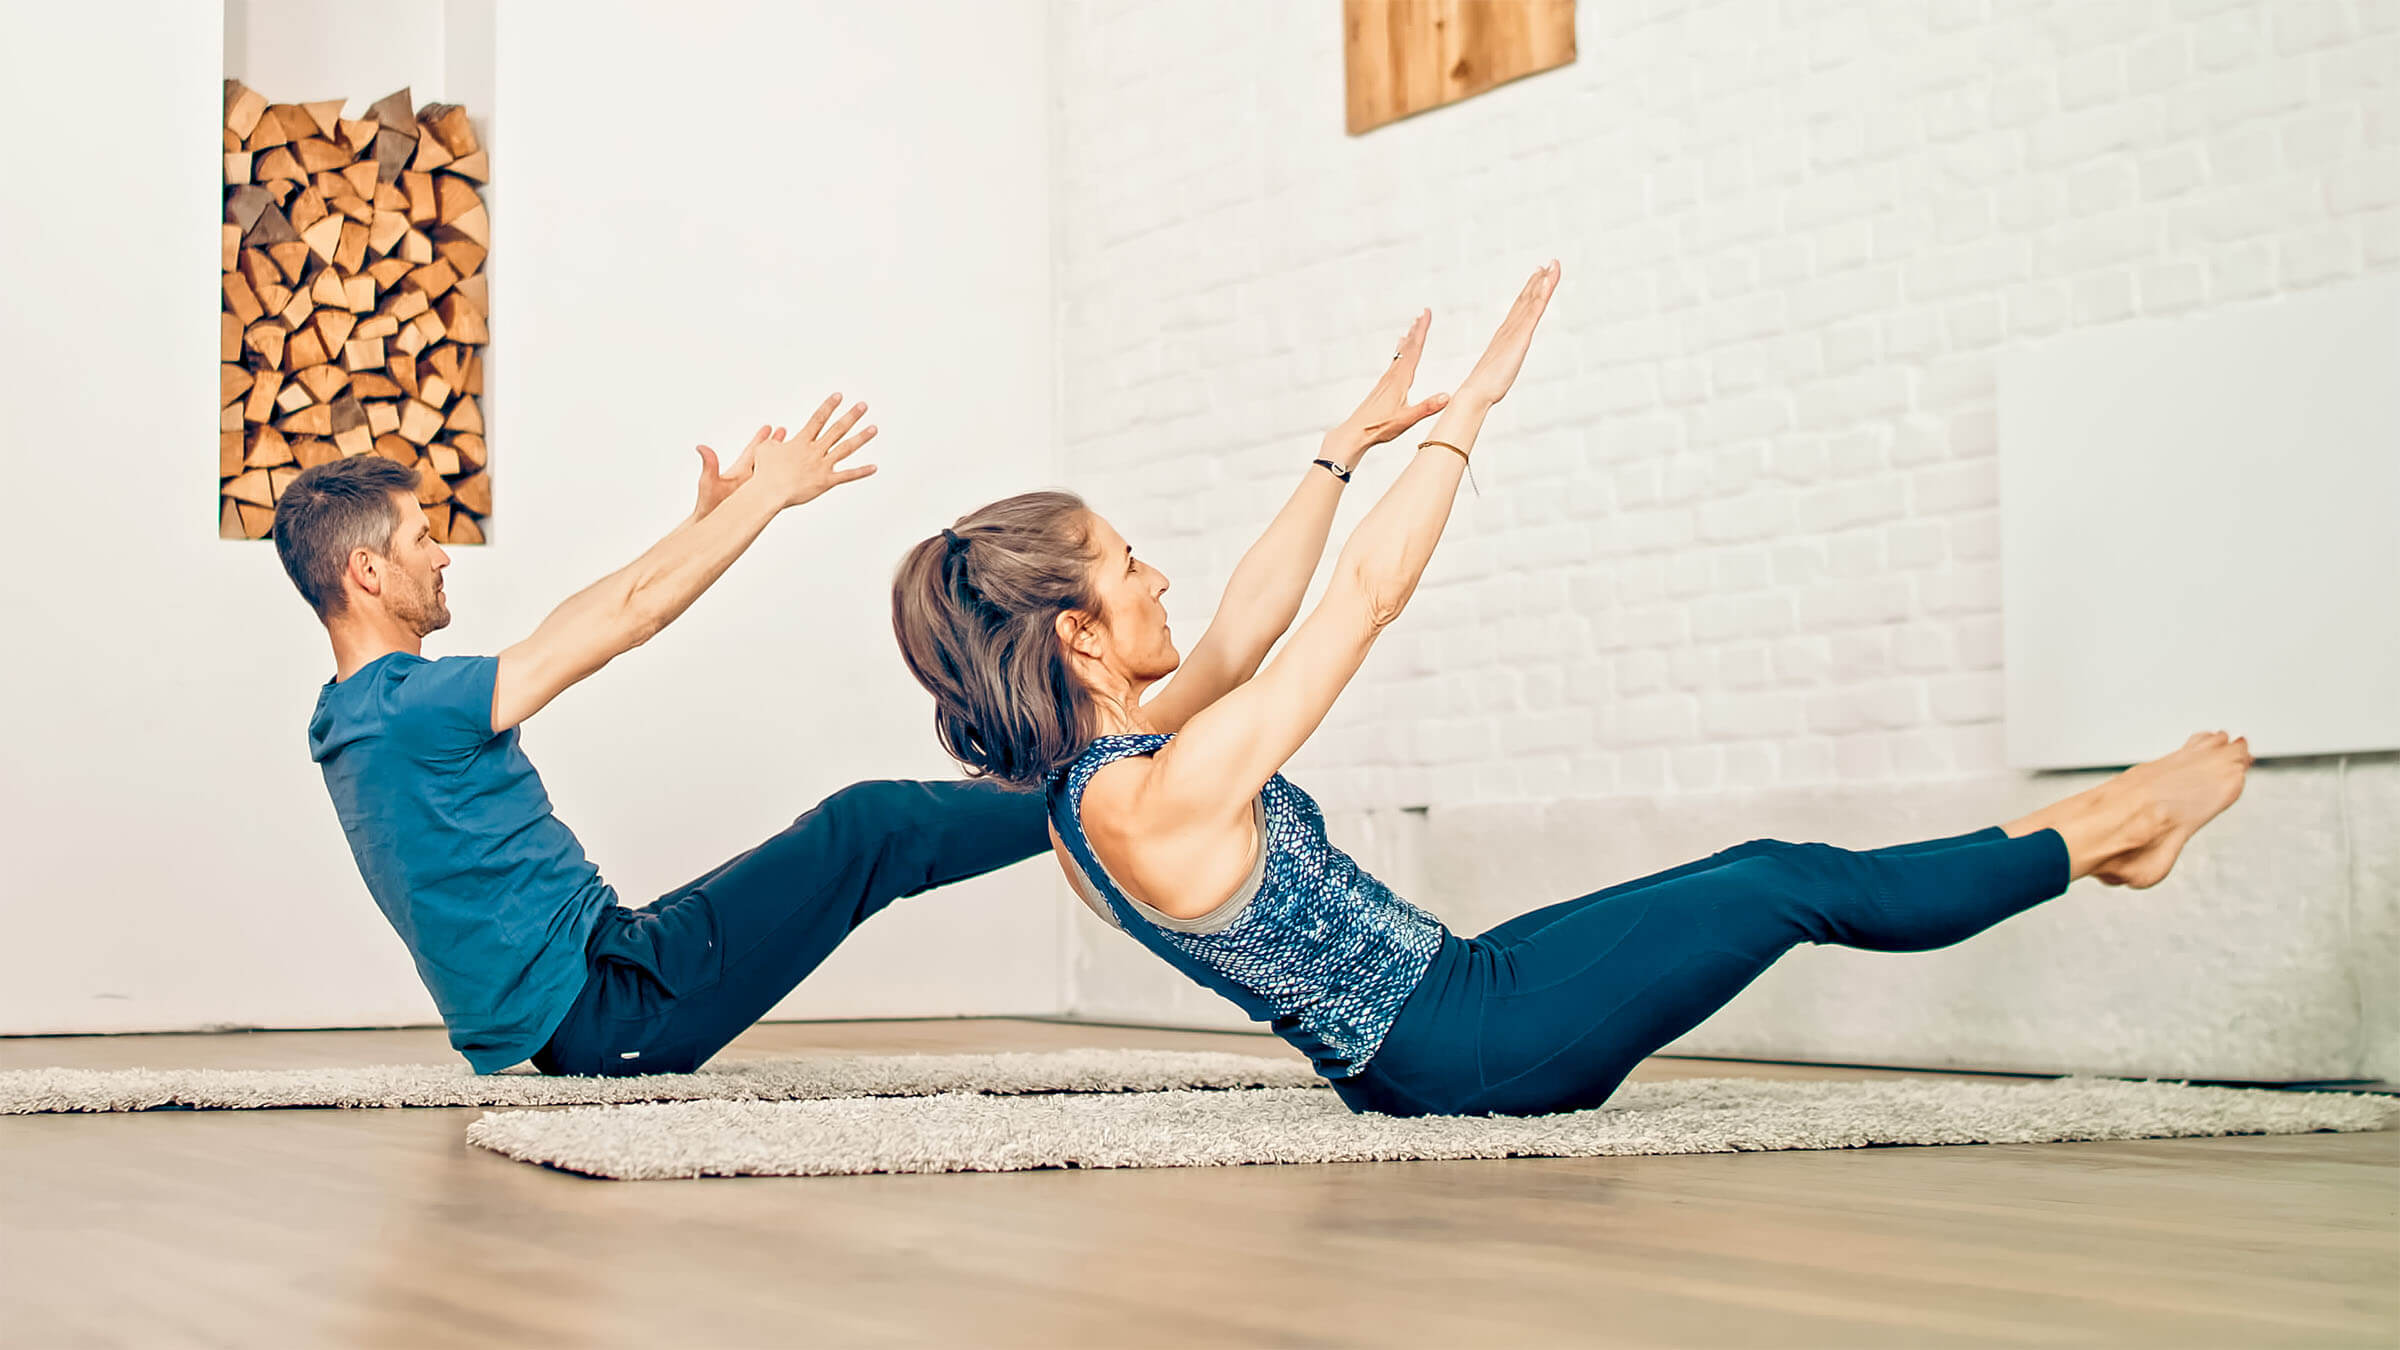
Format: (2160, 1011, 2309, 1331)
(1051, 0, 2399, 813)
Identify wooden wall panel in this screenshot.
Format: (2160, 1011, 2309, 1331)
(1344, 0, 1577, 135)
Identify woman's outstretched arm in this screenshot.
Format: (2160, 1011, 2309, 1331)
(1142, 311, 1449, 731)
(1145, 263, 1560, 827)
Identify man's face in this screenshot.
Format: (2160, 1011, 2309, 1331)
(378, 494, 452, 635)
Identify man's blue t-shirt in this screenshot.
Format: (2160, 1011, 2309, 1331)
(309, 652, 615, 1072)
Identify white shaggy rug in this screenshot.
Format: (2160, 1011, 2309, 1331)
(465, 1075, 2394, 1180)
(0, 1049, 1320, 1114)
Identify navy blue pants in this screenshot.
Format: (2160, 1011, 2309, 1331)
(533, 779, 1049, 1076)
(1335, 826, 2072, 1117)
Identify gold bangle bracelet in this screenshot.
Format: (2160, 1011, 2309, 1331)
(1419, 439, 1479, 495)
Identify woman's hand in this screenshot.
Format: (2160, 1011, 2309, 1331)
(1324, 309, 1450, 466)
(751, 394, 881, 509)
(1453, 261, 1561, 409)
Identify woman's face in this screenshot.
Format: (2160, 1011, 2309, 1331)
(1071, 510, 1179, 692)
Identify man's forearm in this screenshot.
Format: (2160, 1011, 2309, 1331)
(490, 419, 853, 733)
(611, 478, 787, 645)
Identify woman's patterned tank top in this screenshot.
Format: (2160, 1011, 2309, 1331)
(1048, 733, 1445, 1079)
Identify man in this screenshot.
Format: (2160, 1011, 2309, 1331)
(276, 396, 1047, 1075)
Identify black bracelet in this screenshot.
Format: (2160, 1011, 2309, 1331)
(1312, 458, 1353, 483)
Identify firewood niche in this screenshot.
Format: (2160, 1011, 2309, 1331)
(219, 82, 491, 543)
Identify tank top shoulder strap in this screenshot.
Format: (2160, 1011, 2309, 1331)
(1047, 733, 1175, 929)
(1052, 732, 1173, 828)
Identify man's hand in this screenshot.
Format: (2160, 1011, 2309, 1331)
(753, 394, 880, 508)
(1324, 309, 1449, 468)
(691, 425, 772, 520)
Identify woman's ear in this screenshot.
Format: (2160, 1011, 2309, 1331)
(1055, 609, 1100, 662)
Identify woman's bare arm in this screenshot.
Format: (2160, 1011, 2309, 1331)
(1093, 264, 1561, 914)
(1142, 312, 1448, 731)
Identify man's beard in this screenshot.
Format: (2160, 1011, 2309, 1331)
(396, 578, 450, 636)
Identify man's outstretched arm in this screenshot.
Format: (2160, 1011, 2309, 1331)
(489, 396, 878, 734)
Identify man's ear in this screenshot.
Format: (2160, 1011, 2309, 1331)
(345, 547, 384, 601)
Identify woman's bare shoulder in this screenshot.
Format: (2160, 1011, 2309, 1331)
(1077, 752, 1261, 920)
(1077, 753, 1157, 831)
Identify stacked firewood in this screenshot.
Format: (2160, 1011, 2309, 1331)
(219, 82, 490, 543)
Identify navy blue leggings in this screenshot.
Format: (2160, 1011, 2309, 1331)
(1335, 826, 2071, 1117)
(533, 779, 1049, 1076)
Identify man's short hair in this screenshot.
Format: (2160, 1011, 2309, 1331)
(271, 457, 423, 620)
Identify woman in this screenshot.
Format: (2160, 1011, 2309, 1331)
(892, 262, 2253, 1117)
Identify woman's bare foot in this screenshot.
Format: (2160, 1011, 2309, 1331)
(2090, 733, 2254, 887)
(2005, 732, 2255, 887)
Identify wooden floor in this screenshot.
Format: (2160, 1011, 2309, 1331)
(2, 1020, 2393, 1349)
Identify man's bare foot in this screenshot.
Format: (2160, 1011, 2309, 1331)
(2089, 732, 2255, 888)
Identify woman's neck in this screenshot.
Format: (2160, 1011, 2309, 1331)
(1090, 681, 1163, 737)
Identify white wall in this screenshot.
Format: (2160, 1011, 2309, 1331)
(1999, 273, 2400, 769)
(1053, 0, 2398, 809)
(0, 0, 1063, 1038)
(485, 0, 1062, 1022)
(226, 0, 455, 104)
(1050, 0, 2400, 1071)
